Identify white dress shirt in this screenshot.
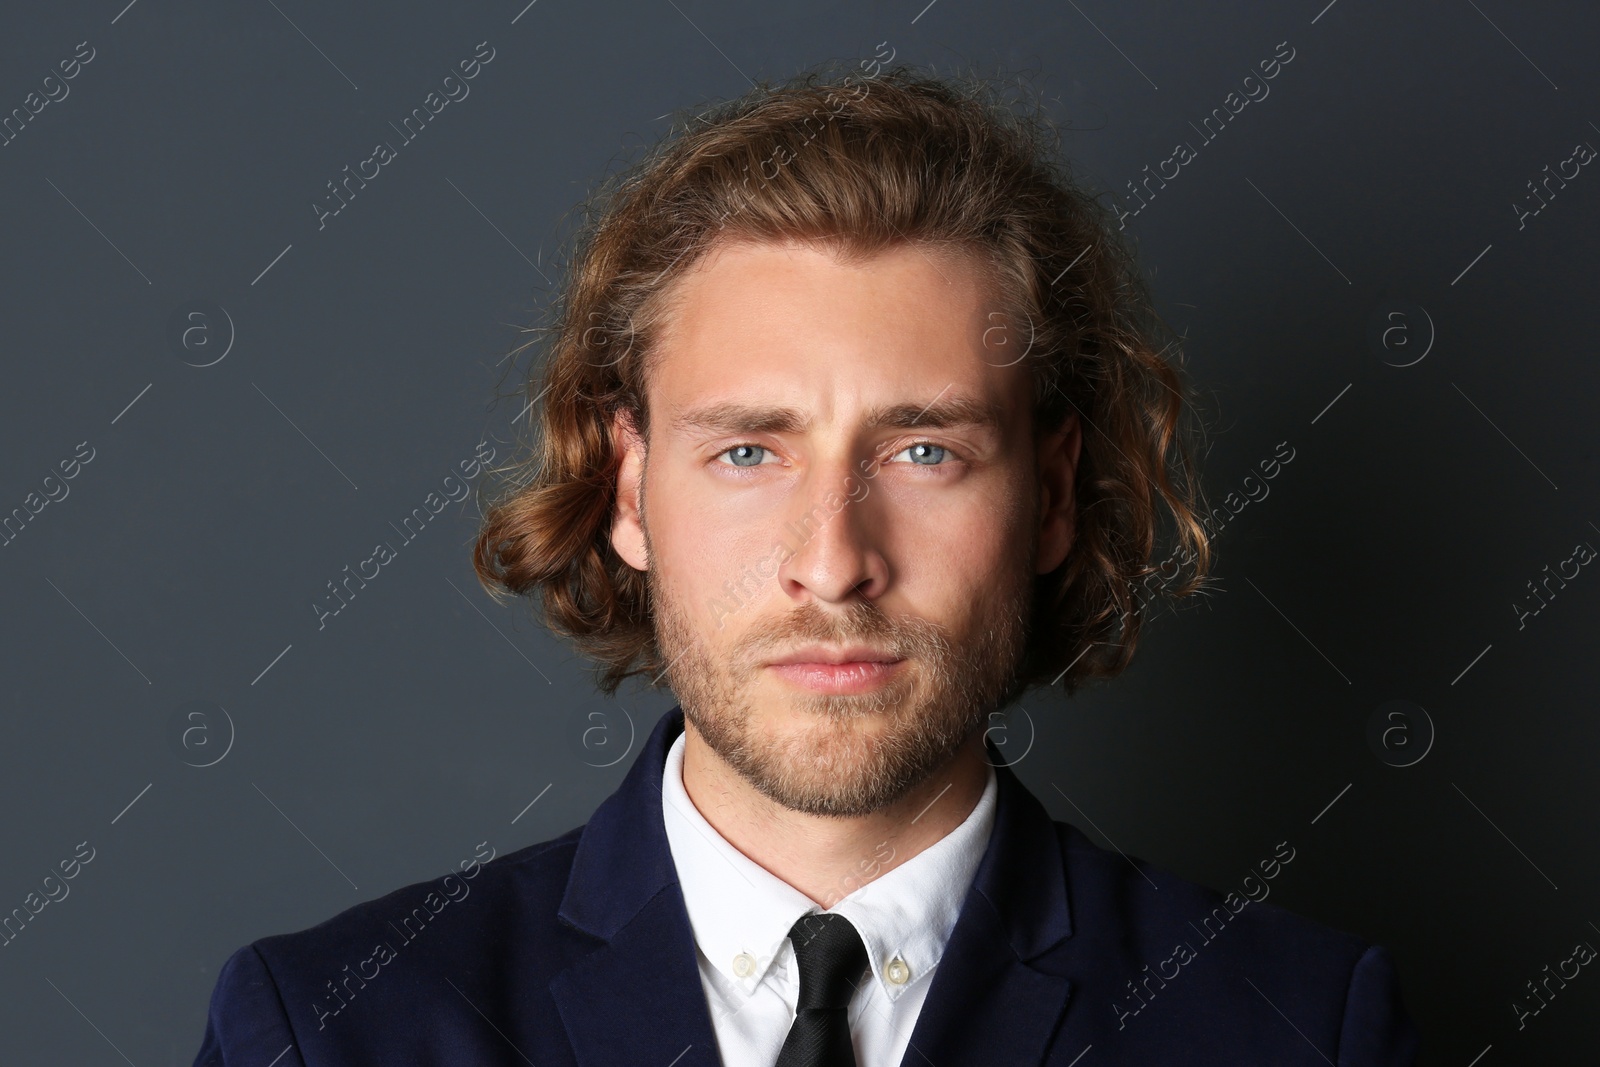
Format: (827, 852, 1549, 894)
(660, 729, 998, 1067)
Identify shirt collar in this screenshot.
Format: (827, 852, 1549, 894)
(661, 728, 998, 1004)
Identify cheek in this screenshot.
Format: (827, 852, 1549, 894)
(875, 480, 1032, 598)
(649, 488, 785, 622)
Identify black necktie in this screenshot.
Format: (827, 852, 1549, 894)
(774, 911, 869, 1067)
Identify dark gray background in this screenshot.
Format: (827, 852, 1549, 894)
(1, 0, 1595, 1063)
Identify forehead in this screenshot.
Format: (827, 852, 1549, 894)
(644, 238, 1032, 432)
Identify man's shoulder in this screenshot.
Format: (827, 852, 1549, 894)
(253, 825, 588, 970)
(225, 825, 593, 1040)
(192, 824, 605, 1064)
(1051, 818, 1369, 970)
(1045, 818, 1416, 1059)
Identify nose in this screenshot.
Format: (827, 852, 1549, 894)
(774, 460, 887, 605)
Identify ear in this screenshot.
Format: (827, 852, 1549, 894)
(610, 410, 649, 572)
(1034, 410, 1082, 575)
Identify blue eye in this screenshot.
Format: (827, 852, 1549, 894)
(895, 442, 949, 465)
(719, 444, 768, 467)
(715, 442, 953, 469)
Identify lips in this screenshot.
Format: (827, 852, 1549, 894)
(765, 645, 902, 667)
(764, 652, 906, 695)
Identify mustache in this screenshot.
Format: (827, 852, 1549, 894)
(731, 601, 950, 666)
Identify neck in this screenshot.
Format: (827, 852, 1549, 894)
(678, 716, 991, 909)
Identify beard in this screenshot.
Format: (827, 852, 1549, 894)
(644, 530, 1037, 818)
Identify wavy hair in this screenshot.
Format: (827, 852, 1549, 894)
(473, 60, 1215, 697)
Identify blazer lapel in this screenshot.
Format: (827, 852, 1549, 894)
(549, 706, 725, 1067)
(895, 748, 1077, 1067)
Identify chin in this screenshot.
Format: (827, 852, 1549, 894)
(776, 701, 911, 775)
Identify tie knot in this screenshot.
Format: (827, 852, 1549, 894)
(787, 911, 868, 1010)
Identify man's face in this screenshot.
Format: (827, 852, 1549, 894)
(610, 238, 1078, 818)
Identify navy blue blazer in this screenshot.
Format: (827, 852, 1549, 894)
(193, 705, 1419, 1065)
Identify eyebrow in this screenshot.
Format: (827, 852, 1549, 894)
(669, 393, 1009, 438)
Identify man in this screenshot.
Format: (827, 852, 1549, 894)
(192, 64, 1419, 1065)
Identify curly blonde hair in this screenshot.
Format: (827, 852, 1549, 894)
(473, 60, 1214, 697)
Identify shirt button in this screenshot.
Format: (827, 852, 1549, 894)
(733, 952, 757, 977)
(884, 957, 911, 985)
